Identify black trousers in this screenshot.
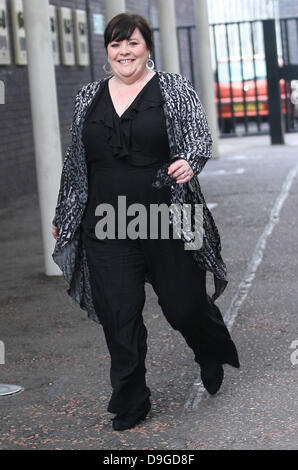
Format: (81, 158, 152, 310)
(81, 226, 240, 415)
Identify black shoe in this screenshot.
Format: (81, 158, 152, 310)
(200, 361, 224, 395)
(111, 400, 151, 431)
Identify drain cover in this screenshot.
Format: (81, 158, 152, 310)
(0, 384, 24, 396)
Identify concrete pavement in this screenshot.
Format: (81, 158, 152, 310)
(0, 133, 297, 450)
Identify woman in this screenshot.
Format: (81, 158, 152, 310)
(52, 13, 240, 432)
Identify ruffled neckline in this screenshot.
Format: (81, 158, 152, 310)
(108, 73, 162, 119)
(85, 73, 166, 162)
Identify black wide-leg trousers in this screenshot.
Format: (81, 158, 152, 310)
(81, 223, 240, 415)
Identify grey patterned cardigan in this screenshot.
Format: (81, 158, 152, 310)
(52, 70, 228, 324)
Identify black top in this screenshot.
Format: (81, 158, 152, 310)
(81, 73, 171, 236)
(82, 72, 171, 168)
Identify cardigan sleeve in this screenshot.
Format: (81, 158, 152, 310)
(52, 86, 83, 228)
(175, 77, 213, 177)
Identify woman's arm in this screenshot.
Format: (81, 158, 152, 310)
(175, 77, 213, 177)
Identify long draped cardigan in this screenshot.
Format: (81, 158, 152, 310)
(52, 70, 228, 324)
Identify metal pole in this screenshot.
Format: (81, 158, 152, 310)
(263, 19, 285, 144)
(193, 0, 219, 158)
(157, 0, 180, 74)
(104, 0, 126, 24)
(23, 0, 62, 275)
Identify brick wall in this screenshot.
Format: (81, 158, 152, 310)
(0, 0, 36, 207)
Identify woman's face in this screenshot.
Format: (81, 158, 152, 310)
(107, 27, 150, 81)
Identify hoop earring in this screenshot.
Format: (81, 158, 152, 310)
(103, 61, 113, 76)
(146, 54, 155, 71)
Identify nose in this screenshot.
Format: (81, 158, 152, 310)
(119, 42, 130, 55)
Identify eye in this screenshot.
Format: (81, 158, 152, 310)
(110, 43, 119, 47)
(129, 41, 138, 46)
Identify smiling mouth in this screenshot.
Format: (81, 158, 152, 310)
(118, 59, 134, 64)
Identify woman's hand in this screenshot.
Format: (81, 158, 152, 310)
(52, 224, 59, 240)
(167, 159, 194, 184)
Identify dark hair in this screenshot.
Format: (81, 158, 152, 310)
(104, 13, 153, 52)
